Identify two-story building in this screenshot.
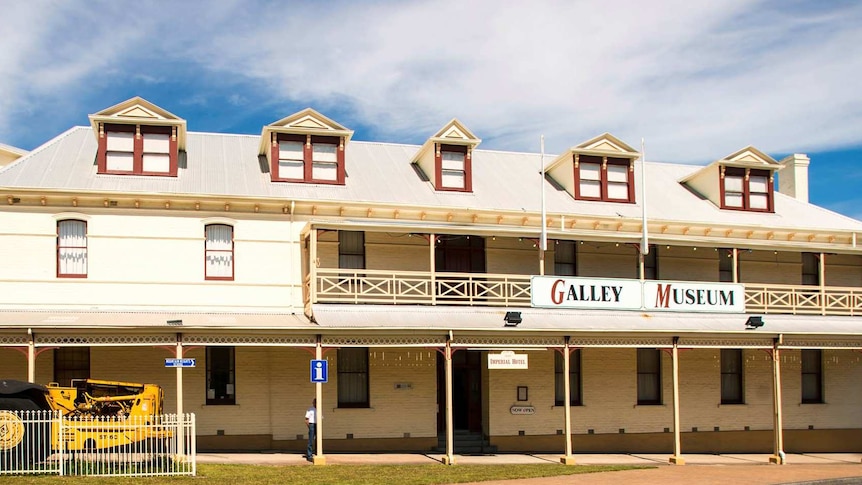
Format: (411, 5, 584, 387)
(1, 97, 861, 464)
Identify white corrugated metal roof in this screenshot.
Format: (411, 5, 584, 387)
(0, 127, 860, 232)
(311, 304, 862, 337)
(0, 310, 313, 329)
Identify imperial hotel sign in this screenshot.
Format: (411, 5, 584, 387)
(531, 276, 745, 313)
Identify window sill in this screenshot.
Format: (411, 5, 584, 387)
(634, 403, 666, 408)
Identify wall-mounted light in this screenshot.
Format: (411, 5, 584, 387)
(504, 312, 522, 327)
(745, 316, 764, 329)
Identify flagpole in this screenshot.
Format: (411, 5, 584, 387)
(640, 138, 649, 255)
(540, 135, 547, 275)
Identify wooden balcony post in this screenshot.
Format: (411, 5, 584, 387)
(732, 248, 739, 283)
(443, 335, 455, 465)
(310, 229, 318, 304)
(820, 252, 826, 315)
(769, 336, 785, 464)
(669, 336, 684, 465)
(560, 338, 575, 465)
(430, 234, 437, 305)
(27, 329, 35, 383)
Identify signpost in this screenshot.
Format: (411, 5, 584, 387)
(310, 359, 328, 383)
(164, 358, 196, 368)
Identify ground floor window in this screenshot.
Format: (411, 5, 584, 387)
(554, 350, 582, 406)
(338, 347, 369, 408)
(802, 349, 823, 404)
(206, 346, 235, 405)
(721, 349, 744, 404)
(637, 348, 662, 405)
(54, 347, 90, 387)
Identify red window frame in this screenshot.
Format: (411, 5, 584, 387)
(270, 133, 345, 184)
(573, 155, 634, 203)
(434, 144, 472, 192)
(97, 123, 178, 176)
(57, 219, 87, 278)
(719, 167, 774, 213)
(205, 224, 235, 281)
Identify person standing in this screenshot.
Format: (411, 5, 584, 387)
(305, 398, 317, 462)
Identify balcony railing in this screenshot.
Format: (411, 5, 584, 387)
(744, 283, 862, 316)
(312, 269, 531, 306)
(309, 269, 862, 316)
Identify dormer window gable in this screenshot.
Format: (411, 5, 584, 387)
(682, 146, 779, 213)
(545, 133, 640, 204)
(412, 119, 480, 193)
(88, 97, 186, 177)
(259, 108, 353, 185)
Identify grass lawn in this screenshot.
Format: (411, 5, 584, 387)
(0, 463, 648, 484)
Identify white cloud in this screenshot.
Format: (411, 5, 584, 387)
(1, 0, 861, 165)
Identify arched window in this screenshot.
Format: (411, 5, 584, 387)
(205, 224, 234, 280)
(57, 219, 87, 277)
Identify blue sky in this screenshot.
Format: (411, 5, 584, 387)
(2, 1, 861, 220)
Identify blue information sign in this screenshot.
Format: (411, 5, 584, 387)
(310, 359, 328, 383)
(165, 358, 196, 368)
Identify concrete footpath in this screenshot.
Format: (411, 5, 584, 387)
(197, 452, 862, 484)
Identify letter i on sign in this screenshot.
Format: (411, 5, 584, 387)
(314, 361, 324, 381)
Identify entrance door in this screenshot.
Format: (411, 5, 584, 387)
(437, 350, 483, 433)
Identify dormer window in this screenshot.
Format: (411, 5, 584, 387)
(89, 97, 186, 177)
(101, 124, 176, 175)
(273, 134, 344, 184)
(413, 119, 480, 193)
(574, 155, 634, 203)
(721, 167, 773, 212)
(437, 144, 471, 191)
(260, 108, 353, 186)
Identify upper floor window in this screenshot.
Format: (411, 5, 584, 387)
(272, 134, 344, 184)
(802, 252, 820, 286)
(721, 167, 773, 212)
(98, 124, 177, 176)
(436, 144, 471, 192)
(574, 155, 633, 203)
(57, 220, 87, 278)
(205, 224, 234, 280)
(643, 245, 658, 280)
(339, 231, 365, 270)
(554, 240, 577, 276)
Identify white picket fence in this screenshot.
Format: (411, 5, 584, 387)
(0, 410, 195, 476)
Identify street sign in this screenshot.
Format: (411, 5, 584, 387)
(165, 358, 196, 368)
(310, 359, 328, 383)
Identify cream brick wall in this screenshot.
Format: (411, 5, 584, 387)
(739, 250, 802, 284)
(578, 243, 638, 278)
(825, 254, 862, 287)
(657, 247, 719, 281)
(0, 347, 53, 383)
(0, 210, 305, 312)
(326, 348, 438, 439)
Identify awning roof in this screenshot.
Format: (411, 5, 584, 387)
(311, 304, 862, 338)
(0, 310, 313, 330)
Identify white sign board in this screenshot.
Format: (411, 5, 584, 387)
(488, 351, 529, 370)
(643, 281, 745, 313)
(531, 276, 745, 313)
(531, 276, 642, 310)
